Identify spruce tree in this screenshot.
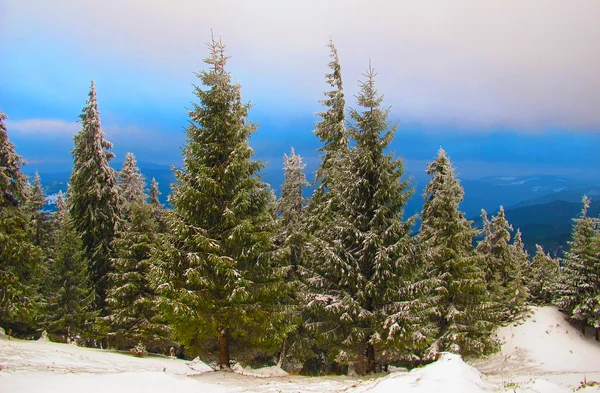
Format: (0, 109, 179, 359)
(106, 199, 169, 350)
(26, 172, 49, 248)
(312, 40, 347, 196)
(529, 244, 559, 305)
(69, 81, 120, 310)
(149, 177, 161, 207)
(45, 192, 95, 341)
(275, 148, 310, 367)
(476, 206, 527, 320)
(150, 36, 285, 368)
(555, 196, 599, 332)
(149, 177, 166, 232)
(276, 147, 309, 271)
(419, 148, 495, 356)
(305, 64, 422, 373)
(0, 110, 44, 331)
(118, 152, 145, 207)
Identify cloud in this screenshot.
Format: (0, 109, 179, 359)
(7, 118, 79, 135)
(2, 0, 600, 130)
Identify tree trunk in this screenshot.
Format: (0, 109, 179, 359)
(581, 322, 586, 336)
(218, 328, 230, 369)
(366, 343, 376, 374)
(277, 336, 287, 368)
(596, 328, 599, 342)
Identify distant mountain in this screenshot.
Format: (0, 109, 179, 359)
(510, 186, 600, 208)
(471, 200, 600, 258)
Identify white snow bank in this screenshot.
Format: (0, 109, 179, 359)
(496, 306, 600, 373)
(1, 371, 228, 393)
(0, 337, 211, 376)
(355, 353, 495, 393)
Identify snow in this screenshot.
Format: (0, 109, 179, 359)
(472, 306, 600, 390)
(3, 307, 600, 393)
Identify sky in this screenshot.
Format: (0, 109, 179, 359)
(1, 0, 600, 182)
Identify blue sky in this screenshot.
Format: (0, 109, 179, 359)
(1, 0, 600, 182)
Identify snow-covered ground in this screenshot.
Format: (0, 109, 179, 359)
(2, 306, 600, 392)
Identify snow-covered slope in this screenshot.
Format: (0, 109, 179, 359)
(472, 306, 600, 390)
(3, 307, 600, 393)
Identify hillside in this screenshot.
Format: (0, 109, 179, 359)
(3, 307, 600, 392)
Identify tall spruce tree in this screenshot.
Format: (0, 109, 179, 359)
(312, 40, 348, 196)
(0, 110, 43, 331)
(26, 172, 49, 248)
(150, 36, 286, 368)
(529, 244, 559, 305)
(45, 191, 95, 341)
(419, 148, 495, 356)
(555, 196, 600, 333)
(69, 81, 120, 311)
(305, 64, 423, 373)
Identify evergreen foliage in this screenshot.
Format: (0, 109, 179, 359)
(305, 64, 422, 373)
(419, 148, 496, 356)
(476, 207, 527, 320)
(529, 244, 559, 305)
(118, 152, 146, 208)
(69, 81, 121, 310)
(555, 196, 600, 330)
(106, 199, 169, 350)
(0, 110, 44, 331)
(45, 192, 95, 341)
(150, 36, 286, 368)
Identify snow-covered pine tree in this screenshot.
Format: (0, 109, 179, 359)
(476, 206, 526, 320)
(69, 81, 121, 311)
(277, 147, 309, 271)
(45, 191, 95, 341)
(418, 148, 496, 357)
(0, 110, 44, 330)
(150, 36, 286, 368)
(118, 152, 145, 209)
(312, 39, 348, 197)
(274, 148, 310, 367)
(555, 196, 600, 333)
(105, 195, 169, 351)
(26, 172, 49, 247)
(529, 244, 559, 305)
(305, 64, 422, 373)
(148, 177, 166, 232)
(506, 229, 530, 316)
(149, 177, 161, 208)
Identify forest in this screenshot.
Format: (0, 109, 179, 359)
(1, 37, 599, 375)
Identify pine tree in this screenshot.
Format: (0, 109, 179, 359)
(106, 199, 169, 350)
(45, 192, 95, 341)
(69, 81, 120, 310)
(149, 177, 161, 207)
(26, 172, 49, 247)
(312, 40, 348, 196)
(476, 206, 527, 320)
(277, 147, 308, 271)
(419, 148, 496, 356)
(0, 110, 44, 330)
(118, 152, 145, 207)
(150, 36, 285, 368)
(305, 64, 422, 373)
(555, 196, 599, 333)
(529, 244, 559, 305)
(148, 177, 166, 232)
(274, 148, 310, 367)
(507, 229, 529, 315)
